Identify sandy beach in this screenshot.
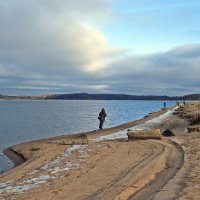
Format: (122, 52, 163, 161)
(0, 103, 200, 200)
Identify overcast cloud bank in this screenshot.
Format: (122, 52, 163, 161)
(0, 0, 199, 95)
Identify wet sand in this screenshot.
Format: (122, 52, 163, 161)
(1, 104, 200, 200)
(3, 148, 26, 167)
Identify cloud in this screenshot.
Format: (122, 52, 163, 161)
(103, 43, 200, 95)
(0, 0, 114, 73)
(0, 0, 200, 96)
(0, 0, 121, 94)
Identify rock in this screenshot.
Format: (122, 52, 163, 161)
(127, 129, 161, 140)
(162, 129, 175, 137)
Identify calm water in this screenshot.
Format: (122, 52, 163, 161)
(0, 100, 176, 172)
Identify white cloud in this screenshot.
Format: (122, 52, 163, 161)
(0, 0, 200, 96)
(0, 0, 117, 78)
(103, 43, 200, 95)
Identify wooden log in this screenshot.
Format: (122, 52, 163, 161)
(127, 129, 161, 140)
(187, 126, 200, 133)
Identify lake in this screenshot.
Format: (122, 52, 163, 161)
(0, 100, 176, 172)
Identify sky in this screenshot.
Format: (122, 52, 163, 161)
(0, 0, 200, 96)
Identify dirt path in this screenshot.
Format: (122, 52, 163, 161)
(130, 139, 184, 200)
(77, 137, 185, 200)
(85, 140, 165, 200)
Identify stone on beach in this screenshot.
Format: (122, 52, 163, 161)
(161, 129, 175, 137)
(127, 129, 161, 140)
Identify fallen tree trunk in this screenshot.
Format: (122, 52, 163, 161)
(127, 129, 161, 140)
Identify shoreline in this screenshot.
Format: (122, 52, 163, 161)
(2, 107, 170, 172)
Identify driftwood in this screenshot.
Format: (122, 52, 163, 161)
(187, 126, 200, 133)
(127, 129, 161, 140)
(50, 134, 88, 145)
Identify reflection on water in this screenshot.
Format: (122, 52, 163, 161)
(0, 100, 175, 172)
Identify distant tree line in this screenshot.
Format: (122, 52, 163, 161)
(41, 93, 200, 100)
(1, 93, 200, 100)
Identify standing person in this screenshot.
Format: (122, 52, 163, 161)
(164, 102, 166, 109)
(98, 108, 107, 129)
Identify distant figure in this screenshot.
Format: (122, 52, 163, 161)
(164, 102, 166, 109)
(98, 108, 107, 129)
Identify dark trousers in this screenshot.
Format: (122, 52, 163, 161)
(99, 120, 104, 129)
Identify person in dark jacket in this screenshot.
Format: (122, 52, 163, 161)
(98, 108, 107, 129)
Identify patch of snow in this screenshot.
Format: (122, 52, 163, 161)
(0, 175, 53, 195)
(0, 143, 93, 198)
(22, 175, 50, 185)
(0, 181, 13, 190)
(41, 159, 60, 171)
(0, 145, 91, 196)
(27, 169, 39, 176)
(41, 145, 84, 173)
